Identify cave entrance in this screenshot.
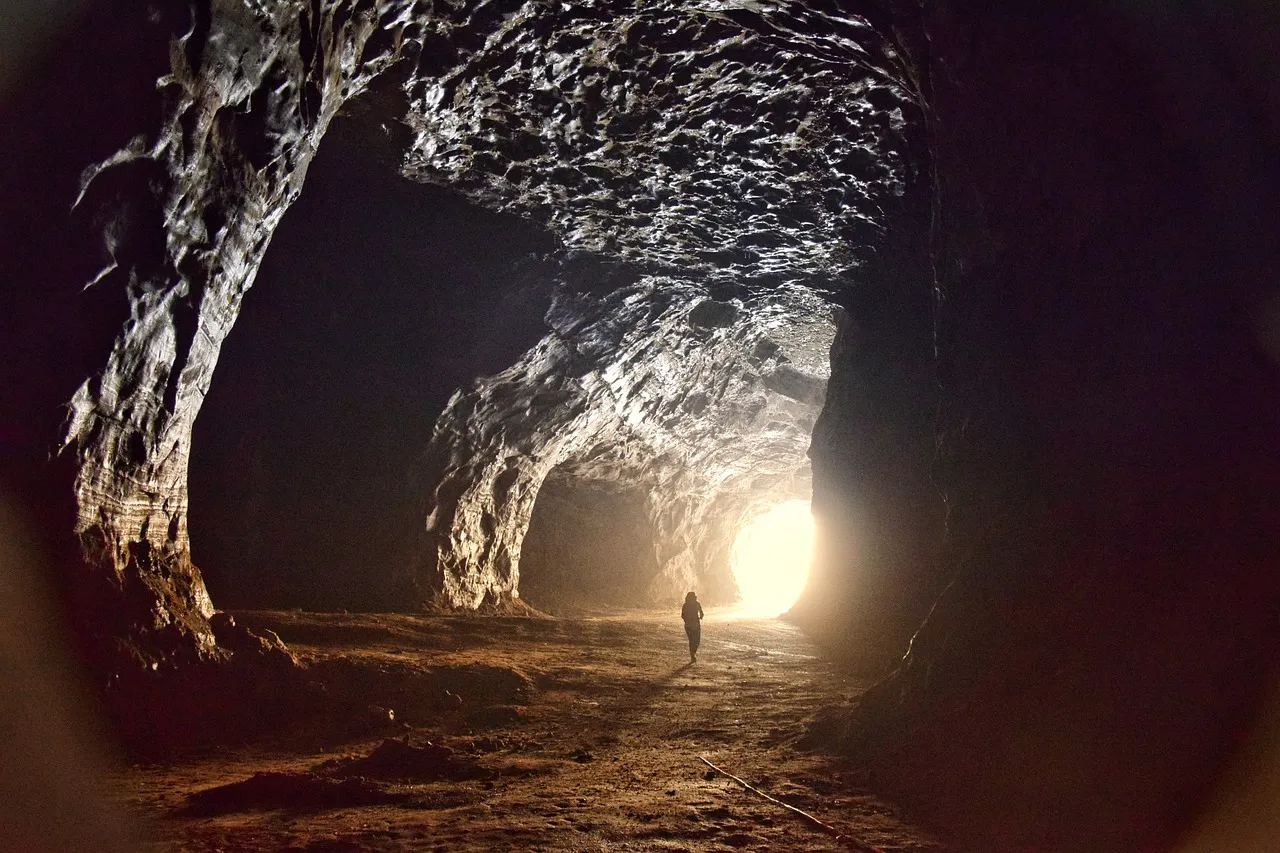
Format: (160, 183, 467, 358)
(728, 499, 815, 617)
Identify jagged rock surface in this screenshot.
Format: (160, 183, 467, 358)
(390, 0, 910, 607)
(410, 275, 834, 608)
(58, 0, 422, 666)
(402, 0, 909, 282)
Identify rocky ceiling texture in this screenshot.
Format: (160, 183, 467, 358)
(401, 0, 907, 281)
(409, 273, 834, 609)
(43, 0, 911, 663)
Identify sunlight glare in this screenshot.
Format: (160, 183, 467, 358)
(729, 500, 814, 617)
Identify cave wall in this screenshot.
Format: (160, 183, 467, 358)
(794, 209, 943, 658)
(1, 0, 428, 671)
(1, 2, 202, 668)
(804, 3, 1280, 850)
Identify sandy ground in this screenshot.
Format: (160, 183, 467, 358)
(106, 609, 949, 852)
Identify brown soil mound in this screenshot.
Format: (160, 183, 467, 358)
(321, 738, 488, 782)
(183, 772, 405, 817)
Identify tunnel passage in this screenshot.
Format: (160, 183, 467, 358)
(35, 0, 913, 664)
(408, 279, 838, 609)
(517, 472, 659, 613)
(11, 2, 1280, 851)
(189, 103, 556, 611)
(381, 0, 913, 613)
(517, 463, 818, 615)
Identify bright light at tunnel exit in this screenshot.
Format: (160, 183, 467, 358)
(729, 500, 815, 617)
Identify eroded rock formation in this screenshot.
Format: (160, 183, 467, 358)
(52, 1, 421, 667)
(410, 273, 835, 608)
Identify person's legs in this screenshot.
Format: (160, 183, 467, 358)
(686, 623, 700, 662)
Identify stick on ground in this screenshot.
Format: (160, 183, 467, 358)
(698, 756, 884, 853)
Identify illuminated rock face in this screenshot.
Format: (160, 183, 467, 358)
(390, 0, 909, 608)
(50, 1, 419, 666)
(410, 273, 835, 608)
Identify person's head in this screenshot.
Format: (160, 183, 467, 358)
(686, 591, 697, 602)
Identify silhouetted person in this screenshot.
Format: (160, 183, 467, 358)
(681, 591, 704, 663)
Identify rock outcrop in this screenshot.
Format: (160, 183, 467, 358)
(51, 1, 421, 668)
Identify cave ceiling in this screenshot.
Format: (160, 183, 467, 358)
(402, 0, 910, 284)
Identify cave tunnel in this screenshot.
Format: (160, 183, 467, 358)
(3, 2, 1280, 852)
(189, 101, 558, 611)
(191, 92, 841, 615)
(518, 471, 664, 613)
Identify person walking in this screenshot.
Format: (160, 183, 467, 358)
(681, 591, 704, 663)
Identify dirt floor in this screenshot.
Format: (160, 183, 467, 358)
(106, 609, 949, 852)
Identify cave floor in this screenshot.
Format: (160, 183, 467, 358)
(108, 609, 948, 852)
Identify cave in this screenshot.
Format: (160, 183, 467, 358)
(2, 2, 1278, 852)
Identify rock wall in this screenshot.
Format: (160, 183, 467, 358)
(805, 3, 1280, 850)
(42, 0, 422, 669)
(794, 210, 943, 659)
(187, 125, 556, 611)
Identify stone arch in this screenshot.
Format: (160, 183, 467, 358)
(408, 277, 835, 609)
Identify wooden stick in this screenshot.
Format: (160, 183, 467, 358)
(698, 756, 884, 853)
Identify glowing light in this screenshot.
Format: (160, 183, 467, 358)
(729, 500, 814, 617)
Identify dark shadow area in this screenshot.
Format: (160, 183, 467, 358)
(190, 111, 557, 610)
(800, 6, 1280, 853)
(518, 471, 660, 612)
(0, 0, 187, 569)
